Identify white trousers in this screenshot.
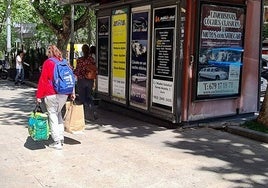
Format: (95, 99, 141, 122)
(44, 94, 68, 142)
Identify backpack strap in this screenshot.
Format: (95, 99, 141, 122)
(49, 57, 59, 63)
(49, 57, 68, 64)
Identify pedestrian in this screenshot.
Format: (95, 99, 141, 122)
(36, 45, 75, 150)
(89, 45, 97, 90)
(74, 44, 97, 119)
(15, 50, 25, 85)
(89, 45, 96, 61)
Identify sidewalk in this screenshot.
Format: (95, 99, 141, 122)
(23, 79, 268, 143)
(1, 79, 268, 188)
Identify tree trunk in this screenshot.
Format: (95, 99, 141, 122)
(31, 2, 91, 57)
(57, 13, 71, 58)
(257, 87, 268, 127)
(57, 34, 69, 57)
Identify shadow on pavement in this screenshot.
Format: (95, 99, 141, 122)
(0, 80, 36, 127)
(24, 136, 47, 150)
(165, 128, 268, 188)
(2, 80, 268, 187)
(91, 108, 167, 138)
(24, 136, 81, 150)
(64, 136, 81, 145)
(89, 110, 268, 188)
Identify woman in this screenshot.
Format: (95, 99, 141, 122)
(74, 44, 96, 119)
(36, 45, 75, 150)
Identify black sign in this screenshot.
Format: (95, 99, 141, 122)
(151, 6, 176, 111)
(154, 7, 176, 28)
(98, 17, 109, 76)
(154, 29, 173, 78)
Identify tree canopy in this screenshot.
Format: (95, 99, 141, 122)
(31, 0, 93, 51)
(0, 0, 95, 58)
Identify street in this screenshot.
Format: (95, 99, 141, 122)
(0, 79, 268, 188)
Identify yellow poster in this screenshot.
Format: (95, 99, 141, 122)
(112, 12, 127, 99)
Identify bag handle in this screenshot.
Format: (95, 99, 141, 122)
(33, 103, 43, 114)
(63, 101, 75, 120)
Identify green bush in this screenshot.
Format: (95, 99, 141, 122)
(263, 24, 268, 40)
(242, 120, 268, 134)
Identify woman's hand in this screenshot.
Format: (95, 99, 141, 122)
(36, 98, 41, 104)
(70, 93, 76, 101)
(93, 79, 96, 91)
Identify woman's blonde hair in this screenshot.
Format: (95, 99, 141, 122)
(46, 45, 63, 60)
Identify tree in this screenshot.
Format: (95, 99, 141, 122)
(0, 0, 96, 58)
(257, 24, 268, 127)
(0, 0, 43, 53)
(257, 90, 268, 127)
(0, 0, 6, 34)
(263, 24, 268, 40)
(0, 0, 8, 57)
(31, 0, 93, 52)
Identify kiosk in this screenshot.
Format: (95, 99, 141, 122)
(62, 0, 263, 124)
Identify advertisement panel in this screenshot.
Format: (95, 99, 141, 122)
(111, 9, 128, 102)
(130, 6, 150, 109)
(97, 17, 110, 94)
(152, 6, 176, 112)
(196, 4, 245, 99)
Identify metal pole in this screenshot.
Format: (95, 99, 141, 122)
(69, 5, 75, 67)
(258, 0, 264, 111)
(20, 23, 24, 51)
(6, 0, 11, 53)
(181, 0, 193, 122)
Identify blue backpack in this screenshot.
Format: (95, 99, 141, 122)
(50, 57, 75, 94)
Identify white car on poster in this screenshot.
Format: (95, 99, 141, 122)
(132, 73, 147, 83)
(198, 67, 228, 80)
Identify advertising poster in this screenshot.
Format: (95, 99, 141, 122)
(97, 17, 110, 94)
(197, 4, 245, 99)
(152, 6, 176, 111)
(111, 9, 128, 101)
(154, 28, 173, 78)
(180, 6, 186, 61)
(130, 10, 149, 109)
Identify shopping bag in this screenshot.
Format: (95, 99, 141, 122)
(28, 104, 50, 141)
(64, 101, 85, 133)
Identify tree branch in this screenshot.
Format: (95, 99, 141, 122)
(74, 6, 91, 31)
(32, 4, 61, 35)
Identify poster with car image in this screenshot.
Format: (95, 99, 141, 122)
(196, 4, 245, 99)
(97, 17, 110, 94)
(152, 6, 176, 112)
(130, 9, 149, 109)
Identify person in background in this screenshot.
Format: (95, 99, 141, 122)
(89, 45, 96, 61)
(36, 45, 75, 150)
(74, 44, 96, 119)
(89, 45, 97, 91)
(15, 50, 25, 85)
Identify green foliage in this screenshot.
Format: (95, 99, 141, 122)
(263, 24, 268, 40)
(0, 0, 95, 54)
(12, 0, 39, 23)
(31, 0, 67, 26)
(30, 0, 95, 51)
(0, 0, 43, 52)
(242, 120, 268, 134)
(0, 0, 6, 26)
